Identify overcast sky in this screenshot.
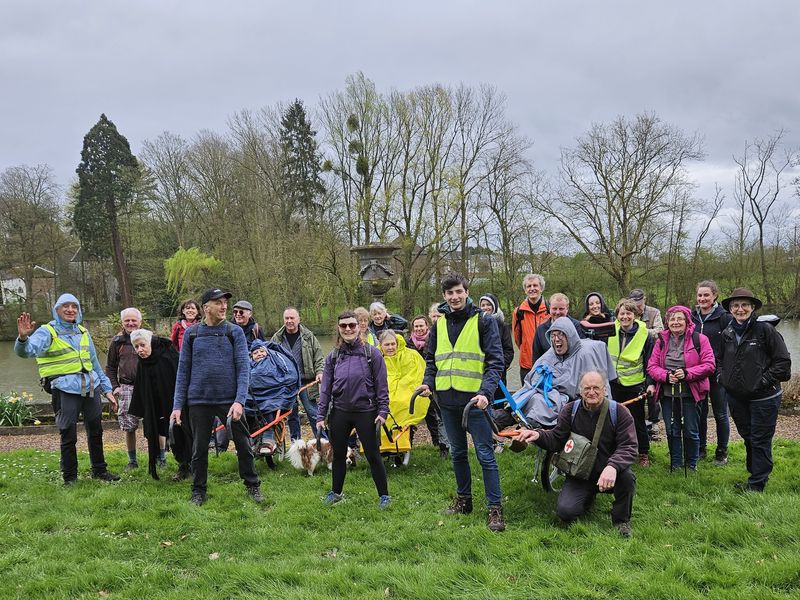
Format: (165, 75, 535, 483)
(2, 1, 799, 209)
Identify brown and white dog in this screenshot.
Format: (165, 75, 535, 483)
(287, 438, 357, 475)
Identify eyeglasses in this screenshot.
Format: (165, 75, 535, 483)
(338, 322, 358, 330)
(550, 331, 566, 339)
(730, 301, 752, 310)
(232, 309, 248, 315)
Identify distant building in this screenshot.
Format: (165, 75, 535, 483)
(0, 274, 26, 305)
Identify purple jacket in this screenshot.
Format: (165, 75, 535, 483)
(647, 305, 715, 403)
(318, 340, 389, 419)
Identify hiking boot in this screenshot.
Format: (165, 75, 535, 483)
(444, 496, 473, 515)
(124, 461, 139, 472)
(509, 439, 528, 453)
(172, 465, 191, 481)
(63, 477, 78, 487)
(713, 449, 728, 466)
(323, 491, 345, 505)
(378, 495, 392, 510)
(247, 486, 265, 504)
(638, 454, 651, 467)
(734, 481, 762, 493)
(439, 446, 450, 460)
(698, 448, 707, 461)
(615, 521, 632, 538)
(91, 471, 120, 482)
(190, 491, 206, 506)
(487, 506, 505, 532)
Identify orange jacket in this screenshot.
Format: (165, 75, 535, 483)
(512, 298, 550, 370)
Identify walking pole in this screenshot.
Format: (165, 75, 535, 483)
(679, 380, 687, 478)
(669, 372, 676, 475)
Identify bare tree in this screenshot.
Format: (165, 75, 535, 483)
(0, 164, 67, 312)
(733, 130, 798, 303)
(536, 113, 704, 294)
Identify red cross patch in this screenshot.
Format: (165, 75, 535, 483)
(564, 439, 574, 453)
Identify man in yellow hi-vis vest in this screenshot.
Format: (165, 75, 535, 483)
(416, 272, 506, 532)
(15, 293, 120, 485)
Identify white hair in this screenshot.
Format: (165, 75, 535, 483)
(369, 302, 387, 316)
(523, 273, 546, 290)
(121, 307, 142, 321)
(130, 329, 152, 346)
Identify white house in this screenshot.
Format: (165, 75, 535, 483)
(0, 274, 26, 305)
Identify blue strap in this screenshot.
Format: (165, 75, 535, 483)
(530, 364, 554, 408)
(572, 399, 618, 427)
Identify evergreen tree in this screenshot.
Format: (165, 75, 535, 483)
(74, 114, 139, 306)
(279, 99, 325, 227)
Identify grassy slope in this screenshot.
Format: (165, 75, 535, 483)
(1, 441, 799, 600)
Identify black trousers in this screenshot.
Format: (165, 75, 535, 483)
(55, 389, 108, 481)
(188, 404, 259, 494)
(556, 468, 636, 525)
(328, 408, 388, 497)
(611, 382, 649, 454)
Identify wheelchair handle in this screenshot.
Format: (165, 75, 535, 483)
(461, 399, 500, 434)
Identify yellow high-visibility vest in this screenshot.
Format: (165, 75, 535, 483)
(434, 314, 484, 393)
(36, 324, 93, 379)
(607, 321, 648, 386)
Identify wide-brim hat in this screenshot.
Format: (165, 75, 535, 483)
(721, 287, 762, 311)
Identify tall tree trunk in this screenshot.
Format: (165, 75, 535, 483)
(106, 198, 133, 307)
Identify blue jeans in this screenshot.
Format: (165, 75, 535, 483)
(439, 404, 502, 506)
(729, 393, 781, 490)
(660, 396, 701, 469)
(699, 380, 730, 453)
(288, 388, 320, 441)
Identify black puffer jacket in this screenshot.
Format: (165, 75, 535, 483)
(719, 317, 791, 399)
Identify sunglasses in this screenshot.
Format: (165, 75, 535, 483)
(338, 322, 358, 330)
(232, 309, 249, 315)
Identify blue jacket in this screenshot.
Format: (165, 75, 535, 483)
(14, 293, 112, 396)
(246, 341, 301, 414)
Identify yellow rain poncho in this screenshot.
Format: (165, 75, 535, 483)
(380, 336, 430, 453)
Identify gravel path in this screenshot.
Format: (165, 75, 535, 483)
(1, 415, 799, 453)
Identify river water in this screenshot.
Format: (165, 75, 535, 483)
(4, 320, 800, 402)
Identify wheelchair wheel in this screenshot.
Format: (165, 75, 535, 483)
(541, 451, 565, 493)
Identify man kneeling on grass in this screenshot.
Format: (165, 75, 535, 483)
(516, 370, 638, 538)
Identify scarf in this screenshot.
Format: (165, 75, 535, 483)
(409, 332, 428, 351)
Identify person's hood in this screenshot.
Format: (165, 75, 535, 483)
(52, 293, 83, 329)
(691, 302, 727, 321)
(250, 339, 268, 353)
(479, 293, 505, 324)
(662, 305, 695, 340)
(583, 292, 611, 318)
(548, 316, 582, 358)
(438, 297, 477, 317)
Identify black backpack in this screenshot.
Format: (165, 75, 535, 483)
(658, 329, 701, 354)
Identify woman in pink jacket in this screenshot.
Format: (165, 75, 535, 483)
(647, 305, 715, 471)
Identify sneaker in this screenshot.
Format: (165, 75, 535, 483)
(509, 439, 528, 453)
(172, 465, 191, 481)
(91, 471, 120, 482)
(615, 521, 632, 538)
(444, 495, 473, 515)
(247, 486, 265, 504)
(713, 449, 728, 466)
(190, 491, 206, 506)
(124, 461, 139, 472)
(157, 457, 167, 468)
(487, 506, 505, 532)
(378, 495, 391, 510)
(63, 477, 78, 486)
(638, 454, 651, 467)
(323, 491, 345, 505)
(493, 440, 505, 454)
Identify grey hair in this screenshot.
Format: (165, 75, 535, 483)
(369, 302, 387, 316)
(378, 329, 397, 343)
(523, 273, 546, 290)
(130, 328, 152, 346)
(579, 368, 607, 388)
(121, 307, 142, 321)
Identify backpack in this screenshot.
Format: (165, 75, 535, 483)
(571, 398, 618, 428)
(185, 322, 235, 352)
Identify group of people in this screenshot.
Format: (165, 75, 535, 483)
(13, 272, 792, 538)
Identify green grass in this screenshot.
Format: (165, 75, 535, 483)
(1, 441, 799, 600)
